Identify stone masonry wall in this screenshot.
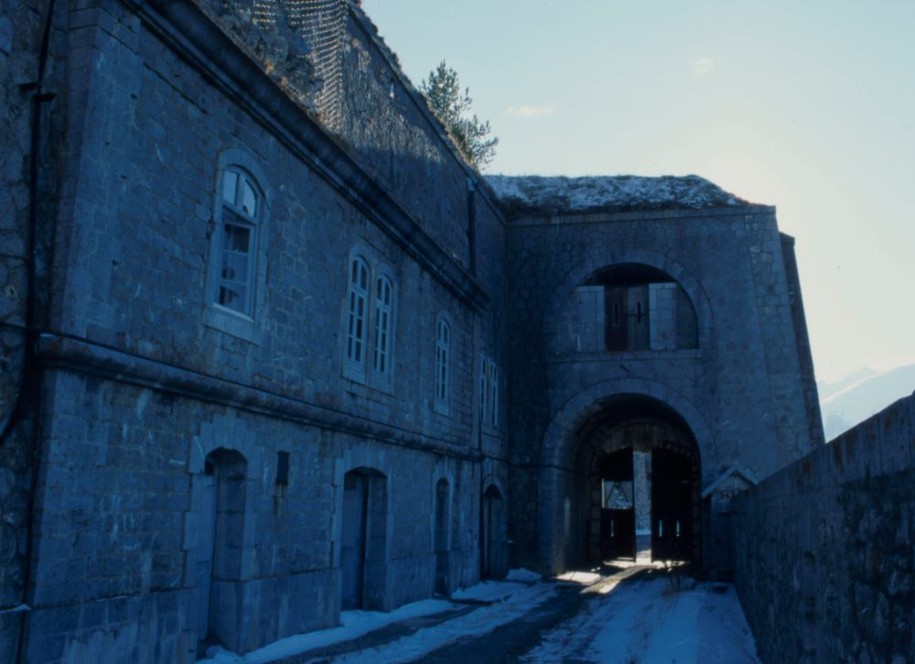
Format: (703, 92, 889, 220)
(29, 369, 485, 663)
(504, 206, 821, 571)
(0, 1, 63, 659)
(18, 0, 508, 661)
(733, 393, 915, 663)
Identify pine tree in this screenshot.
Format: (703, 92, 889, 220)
(421, 61, 498, 169)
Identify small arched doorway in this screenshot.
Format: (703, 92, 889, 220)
(434, 478, 450, 595)
(575, 396, 701, 566)
(481, 484, 507, 578)
(341, 468, 388, 610)
(192, 447, 248, 653)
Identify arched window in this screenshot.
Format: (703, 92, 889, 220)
(345, 257, 369, 370)
(579, 264, 698, 352)
(343, 256, 397, 386)
(435, 317, 450, 410)
(215, 167, 261, 316)
(372, 275, 394, 376)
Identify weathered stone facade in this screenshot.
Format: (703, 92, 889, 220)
(733, 393, 915, 663)
(0, 1, 827, 662)
(492, 180, 823, 576)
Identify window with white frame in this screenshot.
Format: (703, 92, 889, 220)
(343, 255, 397, 386)
(345, 257, 369, 371)
(435, 317, 450, 409)
(372, 275, 394, 377)
(216, 167, 261, 316)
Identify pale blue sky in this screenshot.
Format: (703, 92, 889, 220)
(361, 0, 915, 384)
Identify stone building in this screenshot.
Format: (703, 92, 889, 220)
(0, 1, 822, 662)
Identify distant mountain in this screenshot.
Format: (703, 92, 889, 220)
(818, 363, 915, 441)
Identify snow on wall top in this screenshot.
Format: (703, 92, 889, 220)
(484, 174, 752, 216)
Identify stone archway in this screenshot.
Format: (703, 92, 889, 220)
(538, 386, 707, 573)
(577, 407, 701, 565)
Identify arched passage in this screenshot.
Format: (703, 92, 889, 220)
(541, 391, 703, 572)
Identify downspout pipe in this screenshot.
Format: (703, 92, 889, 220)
(4, 2, 58, 662)
(0, 2, 56, 446)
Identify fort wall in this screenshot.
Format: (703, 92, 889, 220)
(503, 205, 822, 573)
(4, 1, 508, 660)
(733, 392, 915, 662)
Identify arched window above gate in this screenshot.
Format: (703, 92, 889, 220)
(571, 263, 698, 352)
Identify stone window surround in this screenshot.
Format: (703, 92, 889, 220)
(478, 353, 500, 430)
(203, 149, 271, 344)
(342, 247, 397, 390)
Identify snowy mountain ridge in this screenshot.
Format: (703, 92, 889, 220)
(818, 363, 915, 441)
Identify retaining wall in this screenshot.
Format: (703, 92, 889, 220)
(733, 392, 915, 662)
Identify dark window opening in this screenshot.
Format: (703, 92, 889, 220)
(586, 264, 698, 352)
(275, 451, 290, 486)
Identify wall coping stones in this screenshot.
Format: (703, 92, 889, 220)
(504, 204, 775, 227)
(131, 0, 489, 312)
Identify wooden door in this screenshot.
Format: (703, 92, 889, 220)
(193, 473, 217, 645)
(651, 449, 692, 561)
(341, 473, 368, 609)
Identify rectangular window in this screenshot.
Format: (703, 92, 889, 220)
(373, 276, 393, 376)
(479, 355, 488, 423)
(275, 451, 290, 486)
(435, 318, 450, 407)
(216, 169, 259, 316)
(346, 258, 369, 369)
(489, 361, 499, 427)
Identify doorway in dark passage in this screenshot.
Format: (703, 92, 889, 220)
(481, 484, 506, 578)
(576, 396, 701, 567)
(341, 468, 387, 610)
(598, 448, 635, 560)
(651, 448, 692, 561)
(434, 479, 450, 595)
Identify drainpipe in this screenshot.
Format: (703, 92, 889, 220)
(2, 2, 58, 662)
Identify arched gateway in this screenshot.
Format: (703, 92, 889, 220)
(576, 396, 700, 564)
(538, 383, 711, 574)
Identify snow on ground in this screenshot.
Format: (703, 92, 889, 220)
(555, 569, 604, 585)
(451, 567, 544, 603)
(200, 571, 758, 664)
(522, 577, 759, 664)
(198, 578, 546, 664)
(331, 582, 558, 663)
(198, 598, 458, 664)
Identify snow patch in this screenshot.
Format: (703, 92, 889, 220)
(452, 581, 530, 603)
(555, 570, 603, 585)
(505, 567, 542, 583)
(522, 578, 758, 663)
(197, 599, 457, 664)
(485, 174, 751, 216)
